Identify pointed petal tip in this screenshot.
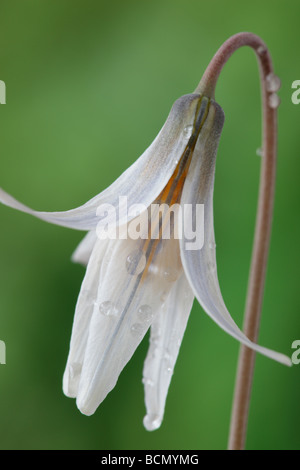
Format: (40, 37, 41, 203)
(62, 379, 77, 399)
(143, 414, 162, 432)
(76, 395, 96, 417)
(275, 352, 292, 367)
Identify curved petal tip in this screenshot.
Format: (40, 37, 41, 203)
(143, 414, 162, 431)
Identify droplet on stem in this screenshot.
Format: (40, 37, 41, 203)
(268, 93, 280, 109)
(257, 45, 267, 56)
(266, 73, 281, 93)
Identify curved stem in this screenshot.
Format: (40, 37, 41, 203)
(197, 33, 279, 450)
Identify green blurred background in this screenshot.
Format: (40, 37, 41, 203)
(0, 0, 299, 450)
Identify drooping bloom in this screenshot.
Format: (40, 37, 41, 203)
(0, 92, 291, 431)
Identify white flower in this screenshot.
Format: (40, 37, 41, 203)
(0, 93, 291, 431)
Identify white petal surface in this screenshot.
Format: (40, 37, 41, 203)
(143, 273, 194, 431)
(71, 231, 97, 266)
(180, 100, 292, 367)
(0, 94, 201, 231)
(72, 233, 185, 415)
(63, 237, 110, 397)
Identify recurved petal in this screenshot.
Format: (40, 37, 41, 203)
(142, 273, 194, 431)
(75, 235, 184, 416)
(71, 231, 97, 266)
(180, 99, 292, 367)
(0, 94, 201, 231)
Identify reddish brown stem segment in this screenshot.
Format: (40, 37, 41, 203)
(196, 33, 279, 450)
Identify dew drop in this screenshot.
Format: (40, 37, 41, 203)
(126, 249, 146, 275)
(150, 347, 159, 358)
(163, 268, 178, 282)
(80, 289, 93, 303)
(162, 357, 173, 375)
(183, 124, 193, 139)
(65, 362, 82, 396)
(266, 73, 281, 93)
(163, 349, 171, 360)
(142, 377, 154, 387)
(268, 93, 280, 109)
(207, 262, 216, 273)
(69, 362, 82, 379)
(138, 305, 153, 323)
(257, 45, 267, 56)
(98, 301, 119, 317)
(208, 242, 216, 250)
(256, 147, 264, 157)
(130, 322, 144, 337)
(143, 414, 162, 431)
(151, 324, 161, 340)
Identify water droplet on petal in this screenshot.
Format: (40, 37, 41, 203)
(69, 362, 82, 379)
(162, 353, 174, 374)
(130, 322, 144, 337)
(80, 289, 93, 304)
(151, 324, 161, 341)
(142, 377, 154, 387)
(163, 349, 171, 360)
(207, 262, 216, 273)
(183, 124, 193, 139)
(65, 362, 82, 396)
(268, 93, 280, 109)
(150, 347, 159, 358)
(208, 242, 216, 250)
(163, 268, 178, 282)
(266, 73, 281, 93)
(126, 249, 146, 275)
(143, 413, 162, 431)
(138, 305, 153, 322)
(98, 301, 119, 317)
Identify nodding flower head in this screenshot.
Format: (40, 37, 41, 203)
(0, 88, 291, 431)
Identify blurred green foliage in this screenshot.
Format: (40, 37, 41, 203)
(0, 0, 299, 450)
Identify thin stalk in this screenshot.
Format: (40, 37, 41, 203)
(195, 33, 279, 450)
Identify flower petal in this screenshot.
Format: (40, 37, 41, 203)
(180, 99, 291, 367)
(71, 231, 97, 266)
(63, 237, 110, 397)
(74, 234, 184, 416)
(0, 94, 201, 231)
(142, 273, 194, 431)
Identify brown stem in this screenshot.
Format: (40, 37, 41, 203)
(196, 33, 279, 450)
